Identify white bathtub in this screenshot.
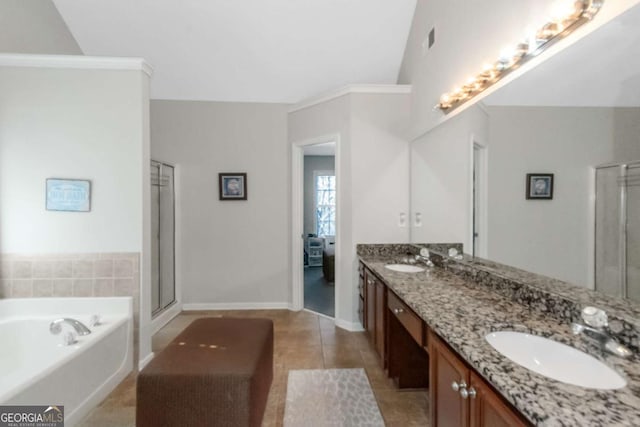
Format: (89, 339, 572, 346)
(0, 297, 133, 426)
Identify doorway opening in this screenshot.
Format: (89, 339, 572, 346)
(472, 140, 487, 257)
(303, 145, 335, 317)
(292, 136, 340, 319)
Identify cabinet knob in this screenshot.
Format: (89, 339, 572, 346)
(393, 308, 404, 315)
(451, 380, 467, 392)
(460, 386, 476, 399)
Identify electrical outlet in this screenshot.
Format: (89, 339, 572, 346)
(414, 212, 423, 227)
(398, 212, 407, 227)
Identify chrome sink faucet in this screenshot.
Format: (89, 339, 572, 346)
(571, 307, 631, 358)
(415, 248, 434, 267)
(50, 318, 92, 336)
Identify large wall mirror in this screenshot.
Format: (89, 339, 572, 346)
(410, 4, 640, 303)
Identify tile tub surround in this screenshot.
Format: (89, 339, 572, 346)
(0, 252, 141, 362)
(359, 253, 640, 426)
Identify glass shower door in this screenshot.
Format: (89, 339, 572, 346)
(626, 164, 640, 302)
(151, 162, 161, 313)
(595, 161, 640, 302)
(151, 160, 176, 315)
(595, 165, 623, 298)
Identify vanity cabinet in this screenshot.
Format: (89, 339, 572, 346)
(358, 264, 365, 326)
(362, 264, 387, 367)
(469, 371, 528, 427)
(429, 329, 529, 427)
(374, 277, 387, 361)
(387, 290, 429, 388)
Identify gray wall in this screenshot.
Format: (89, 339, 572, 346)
(304, 156, 335, 237)
(150, 100, 289, 307)
(0, 0, 82, 54)
(410, 105, 488, 251)
(0, 66, 146, 253)
(486, 106, 640, 288)
(289, 92, 411, 327)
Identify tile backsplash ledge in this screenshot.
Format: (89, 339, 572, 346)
(356, 243, 463, 258)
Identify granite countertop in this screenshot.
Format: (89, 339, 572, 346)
(359, 255, 640, 427)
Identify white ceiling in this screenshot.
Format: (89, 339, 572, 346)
(52, 0, 416, 104)
(484, 3, 640, 107)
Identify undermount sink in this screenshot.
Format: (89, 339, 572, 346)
(485, 331, 626, 390)
(385, 264, 425, 273)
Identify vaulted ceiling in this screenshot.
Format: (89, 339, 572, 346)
(53, 0, 417, 103)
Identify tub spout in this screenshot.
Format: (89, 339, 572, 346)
(50, 318, 92, 336)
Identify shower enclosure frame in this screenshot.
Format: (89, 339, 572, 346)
(594, 160, 640, 300)
(151, 160, 177, 317)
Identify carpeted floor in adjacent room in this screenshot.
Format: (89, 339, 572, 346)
(304, 266, 335, 317)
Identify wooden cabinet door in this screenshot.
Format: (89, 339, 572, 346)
(374, 279, 387, 364)
(358, 266, 365, 327)
(469, 372, 528, 427)
(365, 271, 376, 339)
(429, 332, 469, 427)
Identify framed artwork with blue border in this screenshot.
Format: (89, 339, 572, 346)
(526, 173, 554, 200)
(46, 178, 91, 212)
(219, 173, 247, 200)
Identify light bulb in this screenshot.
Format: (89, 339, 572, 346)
(550, 0, 573, 22)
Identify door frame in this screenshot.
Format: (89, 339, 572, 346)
(291, 134, 341, 314)
(469, 135, 488, 258)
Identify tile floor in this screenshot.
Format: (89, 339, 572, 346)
(78, 309, 429, 426)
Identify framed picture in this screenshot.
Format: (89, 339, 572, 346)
(46, 178, 91, 212)
(219, 173, 247, 200)
(526, 173, 554, 200)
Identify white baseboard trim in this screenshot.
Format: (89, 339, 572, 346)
(182, 302, 291, 311)
(138, 352, 155, 371)
(151, 302, 182, 335)
(335, 319, 365, 332)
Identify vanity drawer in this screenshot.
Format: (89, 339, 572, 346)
(388, 291, 423, 346)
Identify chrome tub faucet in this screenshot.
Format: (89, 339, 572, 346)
(49, 318, 92, 336)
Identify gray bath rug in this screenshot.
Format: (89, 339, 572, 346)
(283, 368, 385, 427)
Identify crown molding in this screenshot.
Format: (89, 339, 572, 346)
(288, 84, 411, 113)
(0, 54, 153, 76)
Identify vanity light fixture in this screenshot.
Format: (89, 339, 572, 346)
(437, 0, 604, 113)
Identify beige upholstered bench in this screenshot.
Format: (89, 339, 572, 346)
(136, 317, 274, 427)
